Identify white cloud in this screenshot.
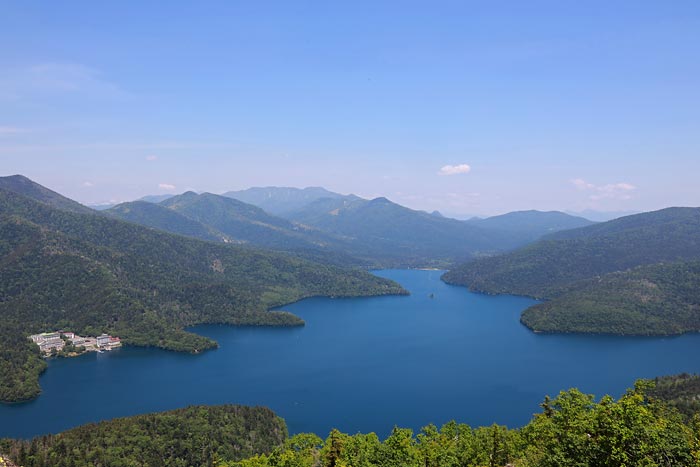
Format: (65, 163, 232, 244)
(82, 181, 94, 187)
(438, 164, 471, 176)
(570, 178, 636, 200)
(146, 155, 158, 161)
(158, 183, 176, 190)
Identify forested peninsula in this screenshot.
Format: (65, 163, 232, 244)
(0, 187, 406, 403)
(443, 208, 700, 336)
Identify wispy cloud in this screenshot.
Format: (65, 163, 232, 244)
(438, 164, 471, 176)
(82, 181, 94, 187)
(146, 155, 158, 161)
(0, 62, 128, 101)
(571, 178, 636, 200)
(158, 183, 176, 190)
(0, 141, 236, 154)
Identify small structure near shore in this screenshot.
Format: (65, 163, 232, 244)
(29, 330, 121, 356)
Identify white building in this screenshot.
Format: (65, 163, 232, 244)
(96, 334, 111, 347)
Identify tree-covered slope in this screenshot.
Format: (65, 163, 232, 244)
(443, 207, 700, 298)
(520, 261, 700, 335)
(161, 192, 343, 251)
(0, 405, 287, 467)
(0, 175, 94, 214)
(106, 200, 230, 243)
(644, 373, 700, 420)
(0, 188, 406, 402)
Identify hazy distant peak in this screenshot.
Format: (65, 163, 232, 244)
(223, 185, 348, 216)
(369, 196, 392, 204)
(138, 194, 175, 204)
(465, 209, 595, 240)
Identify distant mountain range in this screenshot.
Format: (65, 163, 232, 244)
(444, 207, 700, 335)
(565, 209, 640, 222)
(103, 186, 596, 268)
(465, 210, 595, 243)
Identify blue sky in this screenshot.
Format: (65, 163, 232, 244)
(1, 1, 699, 216)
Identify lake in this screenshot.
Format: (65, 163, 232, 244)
(3, 269, 700, 439)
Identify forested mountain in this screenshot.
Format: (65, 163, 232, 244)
(520, 260, 700, 335)
(444, 207, 700, 335)
(160, 191, 339, 250)
(224, 186, 347, 216)
(0, 175, 93, 214)
(0, 187, 406, 403)
(466, 210, 595, 241)
(444, 207, 700, 298)
(3, 380, 698, 467)
(287, 196, 523, 266)
(106, 200, 230, 242)
(0, 405, 287, 467)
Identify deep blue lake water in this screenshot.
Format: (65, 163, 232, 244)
(3, 269, 700, 439)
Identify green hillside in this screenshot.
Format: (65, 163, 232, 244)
(161, 192, 344, 251)
(443, 208, 700, 335)
(443, 207, 700, 299)
(0, 188, 406, 403)
(0, 175, 94, 214)
(520, 261, 700, 335)
(106, 200, 230, 242)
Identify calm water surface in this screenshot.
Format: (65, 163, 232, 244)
(3, 269, 700, 439)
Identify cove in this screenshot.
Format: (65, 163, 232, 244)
(3, 269, 700, 440)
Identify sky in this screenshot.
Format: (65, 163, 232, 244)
(1, 1, 699, 217)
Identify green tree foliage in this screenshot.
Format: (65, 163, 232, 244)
(644, 373, 700, 420)
(0, 188, 406, 402)
(221, 382, 700, 467)
(0, 405, 286, 467)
